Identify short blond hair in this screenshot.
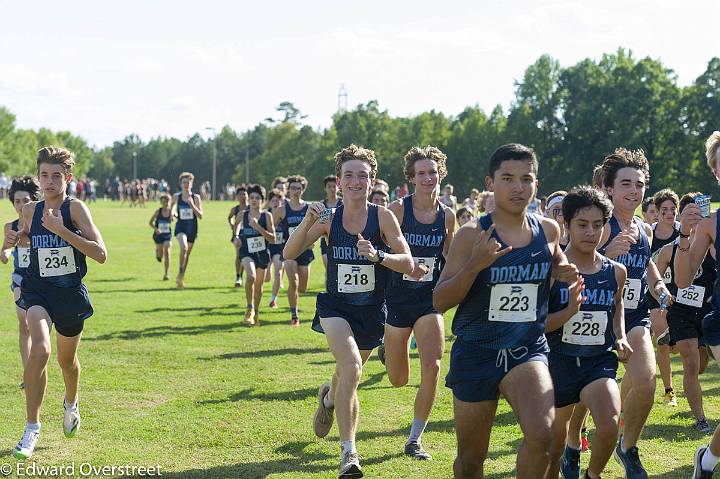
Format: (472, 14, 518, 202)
(706, 131, 720, 171)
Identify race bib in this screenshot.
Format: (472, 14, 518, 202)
(677, 285, 705, 308)
(157, 222, 171, 234)
(275, 231, 284, 244)
(247, 236, 266, 253)
(288, 226, 298, 237)
(561, 311, 608, 346)
(337, 264, 375, 293)
(403, 257, 436, 282)
(179, 208, 194, 220)
(17, 247, 30, 268)
(488, 283, 538, 322)
(623, 278, 642, 309)
(38, 246, 76, 277)
(662, 267, 672, 284)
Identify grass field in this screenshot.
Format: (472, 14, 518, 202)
(0, 199, 716, 478)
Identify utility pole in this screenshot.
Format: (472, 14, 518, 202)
(205, 127, 217, 200)
(245, 148, 249, 184)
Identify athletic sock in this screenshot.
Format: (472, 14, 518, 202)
(665, 387, 674, 394)
(64, 399, 78, 410)
(290, 307, 298, 318)
(702, 447, 720, 472)
(407, 418, 427, 444)
(236, 274, 240, 280)
(270, 294, 277, 302)
(620, 436, 629, 453)
(26, 422, 40, 432)
(341, 440, 357, 455)
(247, 304, 254, 310)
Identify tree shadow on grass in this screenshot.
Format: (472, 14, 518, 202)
(135, 305, 239, 314)
(85, 321, 242, 341)
(198, 347, 327, 361)
(151, 440, 399, 479)
(88, 276, 137, 283)
(93, 286, 219, 294)
(198, 371, 391, 405)
(652, 464, 694, 478)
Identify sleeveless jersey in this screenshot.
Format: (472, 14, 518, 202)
(239, 210, 270, 257)
(27, 199, 87, 288)
(175, 193, 198, 229)
(451, 213, 553, 349)
(281, 200, 309, 246)
(547, 257, 618, 356)
(668, 237, 716, 314)
(651, 221, 680, 283)
(599, 216, 651, 324)
(713, 212, 720, 312)
(11, 219, 30, 277)
(155, 208, 172, 235)
(387, 195, 445, 300)
(326, 203, 387, 306)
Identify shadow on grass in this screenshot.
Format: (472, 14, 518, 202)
(198, 371, 389, 405)
(152, 440, 399, 479)
(199, 347, 327, 361)
(94, 286, 220, 294)
(135, 305, 239, 314)
(86, 322, 242, 341)
(88, 276, 137, 283)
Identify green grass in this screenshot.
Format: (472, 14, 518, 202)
(0, 200, 716, 478)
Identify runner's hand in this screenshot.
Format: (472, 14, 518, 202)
(615, 336, 633, 363)
(604, 228, 635, 259)
(305, 202, 324, 225)
(408, 259, 431, 280)
(42, 208, 66, 235)
(357, 233, 378, 262)
(678, 203, 702, 235)
(470, 224, 512, 271)
(566, 277, 585, 316)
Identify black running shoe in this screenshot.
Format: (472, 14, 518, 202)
(614, 438, 648, 479)
(404, 441, 431, 460)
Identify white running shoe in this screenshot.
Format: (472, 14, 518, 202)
(339, 450, 363, 478)
(63, 401, 80, 438)
(13, 425, 40, 460)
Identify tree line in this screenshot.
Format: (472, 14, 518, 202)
(1, 48, 718, 199)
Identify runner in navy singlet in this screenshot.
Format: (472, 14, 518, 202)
(266, 189, 285, 309)
(596, 148, 673, 477)
(433, 144, 579, 479)
(656, 192, 714, 434)
(284, 145, 413, 479)
(1, 176, 40, 388)
(674, 132, 720, 477)
(237, 184, 274, 326)
(321, 175, 342, 271)
(384, 146, 455, 460)
(546, 187, 632, 479)
(171, 172, 203, 289)
(148, 193, 173, 280)
(648, 188, 681, 406)
(228, 185, 247, 287)
(3, 147, 107, 460)
(274, 175, 315, 326)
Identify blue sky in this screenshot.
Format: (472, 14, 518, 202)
(1, 0, 718, 147)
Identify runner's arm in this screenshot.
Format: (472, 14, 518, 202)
(283, 203, 326, 259)
(675, 215, 714, 288)
(378, 206, 414, 275)
(64, 200, 108, 264)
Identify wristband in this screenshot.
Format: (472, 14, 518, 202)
(653, 279, 664, 289)
(679, 232, 690, 238)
